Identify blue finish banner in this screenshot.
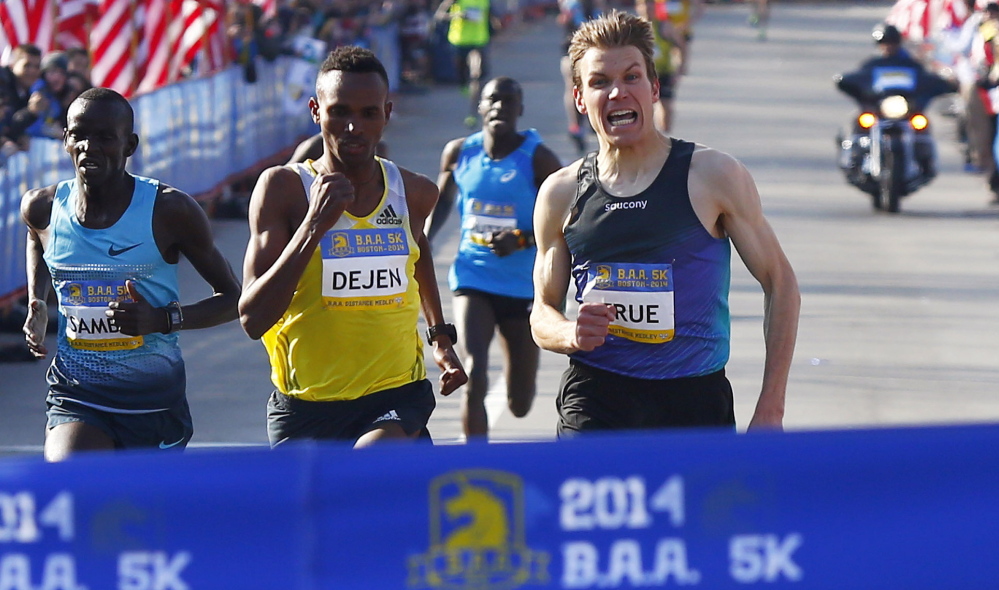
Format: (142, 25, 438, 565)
(1, 424, 998, 589)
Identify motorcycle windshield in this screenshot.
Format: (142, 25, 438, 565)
(872, 67, 917, 94)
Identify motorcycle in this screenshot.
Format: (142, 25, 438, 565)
(835, 65, 952, 213)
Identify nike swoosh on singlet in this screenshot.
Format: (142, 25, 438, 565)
(159, 438, 185, 449)
(108, 243, 142, 257)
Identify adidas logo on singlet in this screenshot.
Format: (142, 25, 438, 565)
(375, 204, 403, 225)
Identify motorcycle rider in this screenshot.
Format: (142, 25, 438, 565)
(837, 24, 956, 181)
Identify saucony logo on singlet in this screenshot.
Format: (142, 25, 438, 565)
(108, 243, 143, 257)
(375, 204, 403, 225)
(605, 201, 648, 212)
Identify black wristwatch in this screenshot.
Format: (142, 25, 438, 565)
(164, 301, 184, 334)
(426, 323, 457, 346)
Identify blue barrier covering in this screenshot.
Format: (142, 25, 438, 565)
(0, 57, 318, 304)
(1, 423, 998, 589)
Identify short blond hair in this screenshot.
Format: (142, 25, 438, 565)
(568, 10, 657, 91)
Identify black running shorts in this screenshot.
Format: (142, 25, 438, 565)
(658, 73, 676, 100)
(266, 379, 436, 446)
(46, 396, 194, 451)
(557, 359, 735, 437)
(453, 288, 532, 322)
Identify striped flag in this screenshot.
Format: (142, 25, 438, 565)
(0, 0, 56, 52)
(135, 0, 183, 93)
(135, 0, 228, 94)
(89, 0, 136, 96)
(54, 0, 99, 50)
(2, 0, 230, 95)
(174, 0, 227, 77)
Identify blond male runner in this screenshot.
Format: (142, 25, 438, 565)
(531, 11, 799, 435)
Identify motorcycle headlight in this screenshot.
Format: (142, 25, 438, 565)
(879, 95, 909, 119)
(910, 114, 929, 130)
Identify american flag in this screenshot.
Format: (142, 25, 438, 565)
(89, 0, 136, 95)
(2, 0, 230, 95)
(54, 0, 99, 50)
(0, 0, 56, 52)
(136, 0, 227, 94)
(175, 0, 227, 78)
(136, 0, 183, 93)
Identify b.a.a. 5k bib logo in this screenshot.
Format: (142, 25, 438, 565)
(408, 469, 550, 590)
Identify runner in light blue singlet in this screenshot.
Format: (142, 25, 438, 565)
(450, 128, 542, 299)
(44, 176, 186, 412)
(428, 77, 562, 439)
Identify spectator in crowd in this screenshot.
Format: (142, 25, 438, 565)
(400, 0, 433, 87)
(367, 0, 406, 93)
(0, 44, 47, 153)
(26, 52, 70, 140)
(0, 92, 19, 163)
(64, 47, 91, 79)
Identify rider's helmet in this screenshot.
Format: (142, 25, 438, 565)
(872, 23, 902, 45)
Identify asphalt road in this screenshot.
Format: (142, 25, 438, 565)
(2, 2, 997, 455)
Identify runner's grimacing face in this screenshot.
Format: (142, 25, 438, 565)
(313, 71, 391, 167)
(574, 46, 659, 147)
(64, 101, 138, 185)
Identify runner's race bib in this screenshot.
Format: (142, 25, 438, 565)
(581, 262, 674, 343)
(320, 228, 410, 309)
(466, 199, 516, 246)
(60, 279, 143, 351)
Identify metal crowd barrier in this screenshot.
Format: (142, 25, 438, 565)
(0, 57, 318, 306)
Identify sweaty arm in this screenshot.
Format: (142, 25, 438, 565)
(20, 186, 56, 358)
(404, 170, 468, 396)
(694, 150, 800, 431)
(239, 165, 356, 340)
(530, 164, 615, 355)
(425, 137, 465, 244)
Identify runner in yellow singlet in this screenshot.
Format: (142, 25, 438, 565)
(240, 46, 467, 447)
